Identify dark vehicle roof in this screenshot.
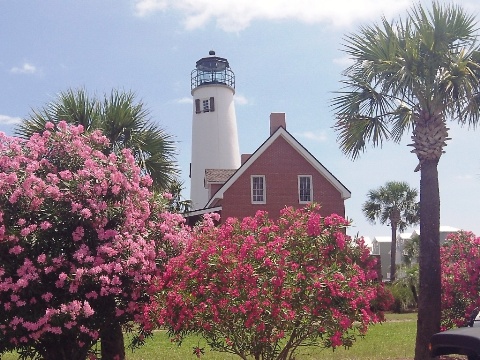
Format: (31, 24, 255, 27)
(430, 327, 480, 358)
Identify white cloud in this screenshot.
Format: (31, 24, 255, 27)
(294, 130, 328, 142)
(176, 97, 193, 104)
(134, 0, 412, 32)
(10, 62, 37, 75)
(234, 94, 249, 105)
(134, 0, 168, 16)
(0, 115, 22, 125)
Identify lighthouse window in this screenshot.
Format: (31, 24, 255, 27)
(251, 175, 266, 204)
(196, 97, 215, 113)
(202, 99, 210, 112)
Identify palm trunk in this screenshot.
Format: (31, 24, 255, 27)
(39, 340, 91, 360)
(410, 283, 418, 305)
(414, 159, 441, 360)
(390, 208, 400, 282)
(101, 322, 125, 360)
(390, 221, 397, 282)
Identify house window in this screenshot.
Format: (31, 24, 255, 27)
(298, 175, 312, 203)
(251, 175, 266, 204)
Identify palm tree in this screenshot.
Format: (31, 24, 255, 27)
(16, 88, 179, 190)
(401, 233, 420, 306)
(166, 179, 192, 213)
(331, 3, 480, 358)
(403, 232, 420, 267)
(362, 181, 419, 282)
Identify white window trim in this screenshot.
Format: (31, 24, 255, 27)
(251, 175, 266, 204)
(298, 175, 313, 204)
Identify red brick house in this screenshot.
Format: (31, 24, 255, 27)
(185, 113, 350, 224)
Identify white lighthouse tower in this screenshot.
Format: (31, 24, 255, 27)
(190, 51, 240, 210)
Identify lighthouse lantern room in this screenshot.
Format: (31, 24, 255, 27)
(190, 51, 240, 210)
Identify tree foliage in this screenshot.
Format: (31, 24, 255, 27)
(362, 181, 419, 281)
(331, 2, 480, 357)
(16, 88, 179, 190)
(0, 122, 188, 360)
(147, 205, 392, 360)
(441, 231, 480, 330)
(362, 181, 419, 231)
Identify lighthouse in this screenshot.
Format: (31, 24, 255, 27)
(190, 51, 240, 210)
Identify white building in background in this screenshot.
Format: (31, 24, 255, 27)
(396, 231, 415, 265)
(190, 51, 240, 210)
(371, 236, 392, 280)
(372, 226, 461, 281)
(361, 236, 373, 253)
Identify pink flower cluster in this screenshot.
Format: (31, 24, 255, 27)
(441, 230, 480, 329)
(0, 123, 188, 358)
(148, 204, 391, 360)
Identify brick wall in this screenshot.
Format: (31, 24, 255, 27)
(221, 136, 345, 221)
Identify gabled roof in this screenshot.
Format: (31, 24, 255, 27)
(372, 236, 391, 243)
(413, 226, 460, 235)
(361, 236, 373, 248)
(397, 232, 414, 240)
(205, 126, 351, 208)
(184, 206, 222, 218)
(205, 169, 236, 184)
(440, 226, 460, 233)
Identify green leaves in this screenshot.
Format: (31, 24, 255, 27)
(332, 1, 480, 159)
(154, 205, 389, 360)
(16, 88, 178, 191)
(362, 181, 419, 232)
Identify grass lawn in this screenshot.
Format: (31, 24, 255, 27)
(1, 313, 418, 360)
(124, 312, 417, 360)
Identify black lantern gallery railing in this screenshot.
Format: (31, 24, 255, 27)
(191, 52, 235, 90)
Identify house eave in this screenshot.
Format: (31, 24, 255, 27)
(205, 127, 351, 207)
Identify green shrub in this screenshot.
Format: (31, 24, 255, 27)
(387, 282, 417, 313)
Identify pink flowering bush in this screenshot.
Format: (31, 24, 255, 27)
(147, 205, 392, 360)
(0, 122, 188, 360)
(441, 231, 480, 330)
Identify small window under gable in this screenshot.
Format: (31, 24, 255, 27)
(251, 175, 266, 204)
(298, 175, 312, 203)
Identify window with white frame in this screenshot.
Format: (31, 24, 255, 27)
(251, 175, 266, 204)
(298, 175, 312, 203)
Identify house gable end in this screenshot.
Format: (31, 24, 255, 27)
(206, 127, 350, 209)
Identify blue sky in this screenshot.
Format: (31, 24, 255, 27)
(1, 0, 480, 238)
